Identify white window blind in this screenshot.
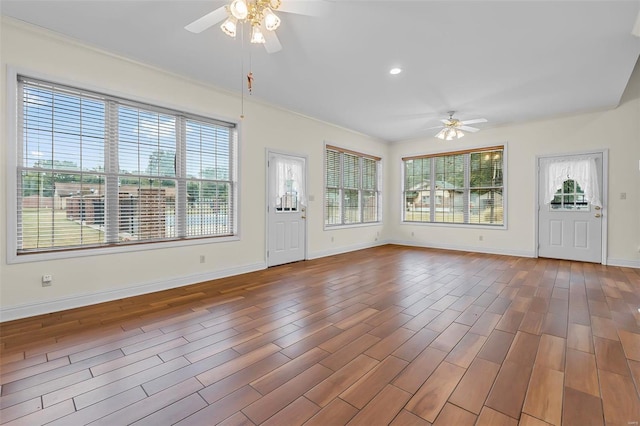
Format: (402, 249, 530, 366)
(325, 148, 341, 225)
(324, 145, 381, 226)
(16, 76, 237, 255)
(184, 119, 234, 236)
(361, 157, 379, 223)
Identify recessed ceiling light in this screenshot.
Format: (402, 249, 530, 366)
(389, 67, 402, 75)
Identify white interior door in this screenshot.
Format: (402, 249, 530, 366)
(538, 152, 604, 263)
(267, 151, 307, 267)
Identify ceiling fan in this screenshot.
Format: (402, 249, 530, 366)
(429, 111, 488, 140)
(185, 0, 328, 54)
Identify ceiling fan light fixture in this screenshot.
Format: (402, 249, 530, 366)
(251, 25, 266, 44)
(229, 0, 249, 20)
(263, 8, 281, 31)
(436, 127, 464, 140)
(221, 16, 238, 37)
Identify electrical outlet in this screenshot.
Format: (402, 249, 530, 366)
(42, 274, 53, 287)
(479, 235, 484, 241)
(199, 255, 205, 264)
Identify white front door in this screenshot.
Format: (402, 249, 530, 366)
(267, 151, 307, 267)
(538, 152, 604, 263)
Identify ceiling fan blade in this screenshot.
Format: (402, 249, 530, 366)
(459, 126, 480, 132)
(424, 125, 444, 130)
(460, 118, 488, 125)
(185, 7, 228, 33)
(277, 0, 331, 17)
(264, 29, 282, 53)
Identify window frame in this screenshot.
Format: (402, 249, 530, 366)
(549, 179, 590, 211)
(324, 144, 382, 229)
(401, 144, 507, 229)
(6, 68, 240, 264)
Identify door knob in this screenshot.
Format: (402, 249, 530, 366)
(595, 213, 602, 218)
(301, 216, 306, 219)
(594, 206, 601, 210)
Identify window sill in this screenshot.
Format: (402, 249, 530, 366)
(8, 235, 240, 264)
(401, 221, 507, 230)
(324, 222, 382, 231)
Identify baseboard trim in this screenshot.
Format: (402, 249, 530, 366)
(389, 239, 536, 258)
(5, 246, 633, 322)
(606, 258, 640, 269)
(0, 262, 267, 322)
(307, 240, 388, 260)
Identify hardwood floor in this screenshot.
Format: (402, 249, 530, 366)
(1, 245, 639, 425)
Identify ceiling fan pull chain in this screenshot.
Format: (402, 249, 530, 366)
(240, 25, 245, 119)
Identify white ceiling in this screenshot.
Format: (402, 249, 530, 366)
(2, 0, 639, 142)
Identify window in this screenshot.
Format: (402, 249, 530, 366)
(550, 179, 589, 211)
(325, 145, 381, 226)
(15, 76, 237, 255)
(403, 146, 504, 225)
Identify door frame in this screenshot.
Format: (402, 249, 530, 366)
(265, 148, 309, 266)
(535, 149, 609, 264)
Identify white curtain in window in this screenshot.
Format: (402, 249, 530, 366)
(270, 156, 306, 208)
(541, 156, 601, 207)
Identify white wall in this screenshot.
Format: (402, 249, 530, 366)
(1, 19, 638, 321)
(388, 58, 640, 267)
(0, 19, 387, 320)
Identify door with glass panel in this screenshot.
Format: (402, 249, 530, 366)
(538, 153, 604, 263)
(267, 151, 307, 266)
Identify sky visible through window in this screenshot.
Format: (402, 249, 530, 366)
(24, 87, 231, 179)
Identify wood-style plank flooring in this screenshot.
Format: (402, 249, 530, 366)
(1, 245, 640, 425)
